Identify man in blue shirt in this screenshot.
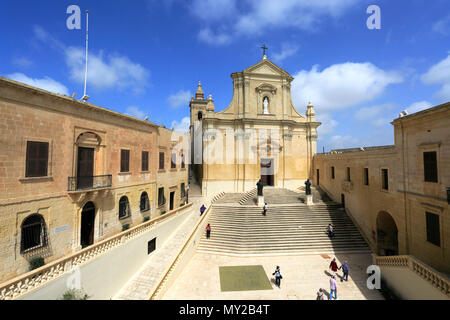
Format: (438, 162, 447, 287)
(339, 261, 349, 282)
(200, 204, 206, 216)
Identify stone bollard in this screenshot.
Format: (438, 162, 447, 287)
(258, 196, 265, 207)
(306, 194, 313, 206)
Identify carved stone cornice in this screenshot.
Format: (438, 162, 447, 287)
(255, 83, 277, 95)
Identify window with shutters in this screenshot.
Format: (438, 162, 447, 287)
(381, 169, 389, 190)
(423, 151, 438, 182)
(159, 152, 165, 170)
(364, 168, 369, 186)
(142, 151, 149, 172)
(26, 141, 49, 177)
(181, 183, 185, 198)
(118, 196, 131, 219)
(158, 187, 165, 206)
(140, 192, 150, 212)
(171, 152, 176, 169)
(120, 150, 130, 173)
(426, 212, 440, 247)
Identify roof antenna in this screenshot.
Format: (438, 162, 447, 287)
(82, 10, 90, 102)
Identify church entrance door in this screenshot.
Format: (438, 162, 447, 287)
(260, 158, 274, 186)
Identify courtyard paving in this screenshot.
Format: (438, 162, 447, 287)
(162, 252, 384, 300)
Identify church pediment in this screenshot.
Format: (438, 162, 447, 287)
(244, 59, 292, 79)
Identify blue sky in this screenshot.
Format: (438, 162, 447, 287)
(1, 0, 449, 151)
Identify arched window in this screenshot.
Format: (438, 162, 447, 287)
(198, 112, 203, 121)
(21, 214, 47, 253)
(119, 196, 131, 219)
(140, 192, 150, 212)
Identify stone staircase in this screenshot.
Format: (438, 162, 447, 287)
(239, 188, 257, 205)
(198, 200, 371, 256)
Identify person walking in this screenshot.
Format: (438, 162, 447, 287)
(200, 204, 206, 216)
(272, 266, 282, 288)
(339, 261, 349, 282)
(329, 258, 338, 276)
(316, 288, 325, 300)
(329, 275, 338, 300)
(262, 203, 268, 216)
(206, 224, 211, 239)
(327, 224, 334, 238)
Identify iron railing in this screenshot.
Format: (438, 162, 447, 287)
(68, 175, 112, 192)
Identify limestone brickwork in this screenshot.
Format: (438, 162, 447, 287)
(313, 103, 450, 274)
(190, 57, 320, 198)
(0, 77, 187, 282)
(156, 127, 189, 215)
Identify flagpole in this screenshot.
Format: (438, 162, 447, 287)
(82, 10, 89, 101)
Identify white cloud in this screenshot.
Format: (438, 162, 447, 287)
(65, 47, 150, 94)
(272, 43, 299, 63)
(12, 57, 33, 68)
(432, 15, 450, 35)
(171, 117, 190, 133)
(329, 135, 360, 149)
(126, 106, 148, 119)
(316, 113, 337, 136)
(235, 0, 357, 36)
(198, 28, 232, 46)
(7, 73, 69, 96)
(193, 0, 358, 45)
(292, 62, 403, 111)
(33, 26, 150, 94)
(191, 0, 237, 21)
(167, 90, 192, 108)
(354, 105, 383, 122)
(354, 103, 398, 126)
(406, 101, 433, 114)
(421, 54, 450, 100)
(33, 25, 65, 52)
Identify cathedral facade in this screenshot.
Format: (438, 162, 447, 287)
(190, 56, 320, 197)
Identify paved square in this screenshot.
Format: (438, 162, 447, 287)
(219, 265, 273, 292)
(162, 253, 385, 300)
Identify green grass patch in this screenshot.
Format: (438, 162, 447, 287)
(219, 265, 273, 292)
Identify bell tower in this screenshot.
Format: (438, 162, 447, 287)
(189, 81, 208, 182)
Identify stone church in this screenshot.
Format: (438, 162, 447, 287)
(190, 53, 321, 197)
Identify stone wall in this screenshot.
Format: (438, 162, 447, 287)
(0, 78, 186, 283)
(313, 103, 450, 274)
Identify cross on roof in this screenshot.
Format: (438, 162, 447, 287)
(261, 44, 268, 58)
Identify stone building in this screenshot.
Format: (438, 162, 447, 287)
(156, 126, 189, 214)
(313, 102, 450, 274)
(0, 77, 188, 282)
(190, 55, 320, 198)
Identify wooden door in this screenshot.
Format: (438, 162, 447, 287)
(77, 147, 94, 190)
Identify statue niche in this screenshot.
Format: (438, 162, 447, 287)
(263, 97, 269, 114)
(255, 83, 277, 115)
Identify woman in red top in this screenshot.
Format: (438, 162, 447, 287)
(329, 258, 338, 276)
(206, 224, 211, 239)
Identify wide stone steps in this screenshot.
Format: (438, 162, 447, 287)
(198, 200, 370, 255)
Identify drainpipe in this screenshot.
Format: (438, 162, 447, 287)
(400, 122, 410, 254)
